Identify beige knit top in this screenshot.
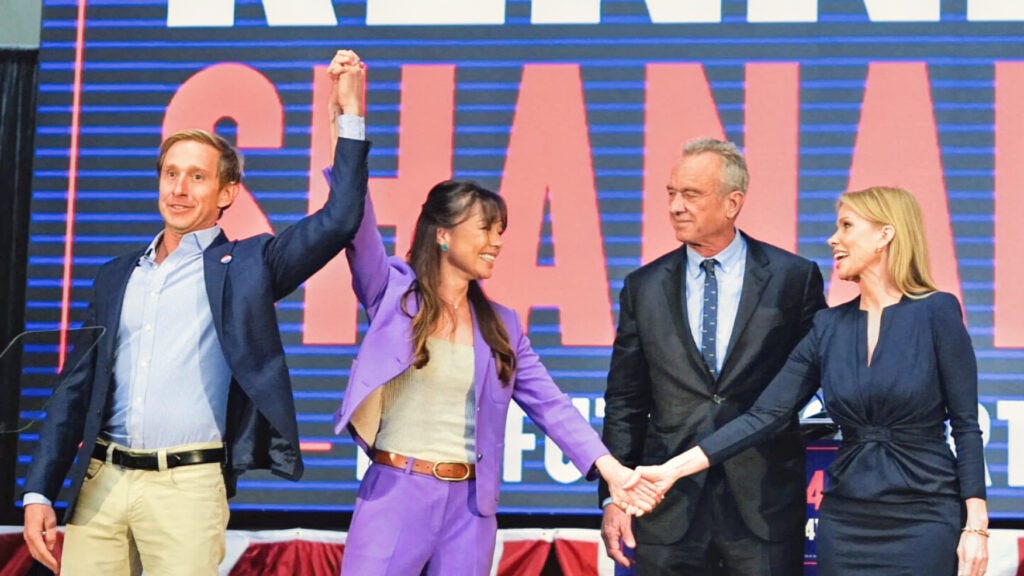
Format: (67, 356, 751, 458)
(374, 337, 476, 463)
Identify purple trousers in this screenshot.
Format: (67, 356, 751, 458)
(341, 463, 498, 575)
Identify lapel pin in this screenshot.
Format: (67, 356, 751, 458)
(220, 254, 233, 264)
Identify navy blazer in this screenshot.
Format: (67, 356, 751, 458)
(23, 138, 370, 520)
(601, 234, 826, 544)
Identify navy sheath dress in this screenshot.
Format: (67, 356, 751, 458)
(699, 292, 986, 575)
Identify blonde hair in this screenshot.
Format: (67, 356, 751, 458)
(837, 186, 937, 298)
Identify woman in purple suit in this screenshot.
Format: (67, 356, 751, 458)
(325, 52, 655, 575)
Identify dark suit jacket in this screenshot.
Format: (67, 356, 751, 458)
(23, 138, 370, 520)
(601, 232, 826, 544)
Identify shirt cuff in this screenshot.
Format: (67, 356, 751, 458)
(23, 492, 52, 507)
(600, 496, 614, 509)
(336, 114, 366, 141)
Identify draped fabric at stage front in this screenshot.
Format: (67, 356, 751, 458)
(229, 539, 341, 576)
(1, 527, 1022, 575)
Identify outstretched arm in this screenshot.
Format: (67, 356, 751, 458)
(629, 316, 824, 498)
(264, 50, 370, 299)
(624, 445, 712, 497)
(504, 312, 658, 516)
(326, 52, 394, 317)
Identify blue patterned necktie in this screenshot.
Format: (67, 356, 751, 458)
(700, 258, 719, 378)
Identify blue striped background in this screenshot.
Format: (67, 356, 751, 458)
(16, 0, 1024, 518)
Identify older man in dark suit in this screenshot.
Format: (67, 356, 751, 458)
(600, 138, 827, 575)
(21, 50, 368, 576)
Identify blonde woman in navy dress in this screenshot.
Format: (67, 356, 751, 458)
(626, 186, 989, 576)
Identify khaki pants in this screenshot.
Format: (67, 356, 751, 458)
(62, 442, 230, 576)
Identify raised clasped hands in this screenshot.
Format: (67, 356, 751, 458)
(327, 49, 366, 120)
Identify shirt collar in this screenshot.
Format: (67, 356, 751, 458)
(140, 225, 222, 265)
(686, 230, 746, 278)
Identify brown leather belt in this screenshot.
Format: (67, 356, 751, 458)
(92, 443, 224, 471)
(372, 450, 475, 482)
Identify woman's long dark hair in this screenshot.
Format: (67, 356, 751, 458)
(400, 180, 516, 385)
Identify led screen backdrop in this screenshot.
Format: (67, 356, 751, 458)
(15, 0, 1024, 519)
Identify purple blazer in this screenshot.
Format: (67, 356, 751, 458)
(332, 194, 609, 517)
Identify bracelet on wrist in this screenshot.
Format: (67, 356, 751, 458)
(961, 527, 989, 537)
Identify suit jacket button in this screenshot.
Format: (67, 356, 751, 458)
(477, 453, 483, 461)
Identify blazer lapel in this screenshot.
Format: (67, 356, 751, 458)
(83, 248, 146, 413)
(722, 234, 772, 372)
(349, 291, 417, 447)
(202, 232, 232, 336)
(101, 249, 146, 344)
(472, 305, 491, 406)
(660, 248, 707, 376)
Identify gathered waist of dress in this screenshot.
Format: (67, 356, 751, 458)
(841, 423, 946, 444)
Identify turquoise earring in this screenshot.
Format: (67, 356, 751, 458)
(441, 243, 448, 252)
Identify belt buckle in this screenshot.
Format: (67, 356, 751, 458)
(432, 461, 471, 482)
(123, 448, 153, 469)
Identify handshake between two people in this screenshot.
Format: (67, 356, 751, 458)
(598, 446, 712, 568)
(595, 446, 712, 517)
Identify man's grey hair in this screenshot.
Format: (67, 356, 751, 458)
(681, 138, 749, 195)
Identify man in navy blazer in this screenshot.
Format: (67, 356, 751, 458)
(21, 50, 369, 575)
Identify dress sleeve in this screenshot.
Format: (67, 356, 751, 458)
(698, 312, 825, 466)
(930, 292, 986, 500)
